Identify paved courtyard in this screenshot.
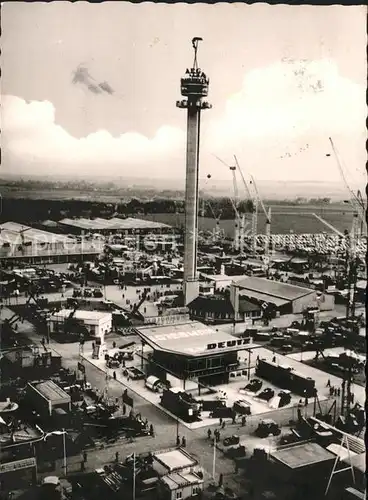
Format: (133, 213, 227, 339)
(83, 337, 333, 431)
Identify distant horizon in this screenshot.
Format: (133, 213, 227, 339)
(2, 4, 366, 184)
(1, 171, 363, 186)
(1, 171, 363, 203)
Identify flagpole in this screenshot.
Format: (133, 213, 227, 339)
(132, 452, 136, 500)
(62, 428, 67, 477)
(212, 435, 216, 480)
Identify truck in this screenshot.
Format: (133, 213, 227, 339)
(160, 388, 201, 422)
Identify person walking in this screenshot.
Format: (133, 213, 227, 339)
(176, 435, 181, 447)
(219, 417, 223, 426)
(221, 420, 226, 430)
(241, 416, 246, 427)
(207, 429, 212, 440)
(150, 424, 155, 437)
(113, 371, 116, 380)
(181, 436, 186, 448)
(83, 451, 88, 463)
(326, 379, 331, 388)
(115, 451, 119, 463)
(218, 473, 223, 487)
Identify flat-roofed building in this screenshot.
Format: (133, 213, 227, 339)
(0, 221, 102, 263)
(48, 309, 112, 339)
(152, 448, 198, 476)
(137, 321, 260, 387)
(159, 471, 204, 500)
(27, 380, 71, 417)
(268, 442, 336, 496)
(58, 216, 172, 235)
(230, 276, 334, 319)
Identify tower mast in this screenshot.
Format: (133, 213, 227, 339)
(176, 38, 212, 305)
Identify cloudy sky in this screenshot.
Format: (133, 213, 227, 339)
(1, 2, 366, 186)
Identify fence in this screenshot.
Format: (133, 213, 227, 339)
(241, 398, 337, 431)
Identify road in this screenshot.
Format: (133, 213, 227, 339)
(3, 281, 183, 319)
(1, 292, 364, 496)
(0, 307, 250, 494)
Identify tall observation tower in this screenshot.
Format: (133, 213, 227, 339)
(177, 37, 212, 306)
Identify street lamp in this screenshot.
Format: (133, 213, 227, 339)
(212, 434, 217, 480)
(44, 429, 68, 477)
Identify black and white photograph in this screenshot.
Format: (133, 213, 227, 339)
(0, 3, 366, 500)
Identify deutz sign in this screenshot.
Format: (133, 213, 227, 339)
(207, 338, 250, 350)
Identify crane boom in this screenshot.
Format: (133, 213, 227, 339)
(328, 137, 364, 223)
(230, 166, 239, 208)
(250, 175, 268, 219)
(312, 213, 345, 238)
(233, 155, 252, 200)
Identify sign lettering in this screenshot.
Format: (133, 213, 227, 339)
(207, 338, 250, 350)
(0, 458, 36, 474)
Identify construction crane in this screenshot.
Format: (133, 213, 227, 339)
(229, 156, 271, 258)
(328, 137, 366, 237)
(207, 203, 224, 241)
(214, 155, 247, 253)
(312, 212, 359, 319)
(248, 174, 272, 260)
(199, 174, 225, 241)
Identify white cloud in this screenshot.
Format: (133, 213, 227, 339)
(2, 58, 366, 183)
(2, 95, 185, 173)
(202, 59, 366, 182)
(208, 59, 365, 143)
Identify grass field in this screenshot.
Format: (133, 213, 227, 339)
(141, 207, 357, 236)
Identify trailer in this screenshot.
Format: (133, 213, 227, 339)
(255, 359, 315, 397)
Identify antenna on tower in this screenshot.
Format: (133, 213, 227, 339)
(192, 37, 203, 70)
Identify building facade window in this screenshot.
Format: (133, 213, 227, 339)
(176, 491, 182, 499)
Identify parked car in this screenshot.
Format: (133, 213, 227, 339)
(257, 388, 275, 402)
(123, 367, 145, 380)
(223, 435, 240, 447)
(233, 400, 251, 416)
(278, 390, 292, 407)
(280, 343, 293, 353)
(72, 288, 82, 298)
(83, 288, 93, 298)
(243, 379, 263, 393)
(255, 419, 281, 438)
